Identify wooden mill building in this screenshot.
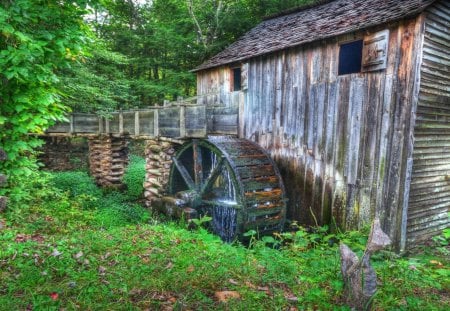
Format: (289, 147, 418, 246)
(193, 0, 450, 250)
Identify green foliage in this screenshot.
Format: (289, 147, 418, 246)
(83, 0, 316, 107)
(190, 215, 213, 228)
(431, 215, 450, 256)
(0, 0, 92, 201)
(123, 155, 146, 201)
(0, 192, 450, 310)
(51, 171, 102, 198)
(95, 192, 150, 228)
(1, 173, 449, 309)
(49, 165, 149, 227)
(57, 42, 136, 113)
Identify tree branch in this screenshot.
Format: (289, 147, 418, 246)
(186, 0, 207, 48)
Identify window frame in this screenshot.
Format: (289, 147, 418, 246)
(338, 39, 364, 76)
(230, 66, 242, 92)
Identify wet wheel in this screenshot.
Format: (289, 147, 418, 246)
(168, 136, 286, 242)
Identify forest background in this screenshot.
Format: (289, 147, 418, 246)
(0, 0, 315, 197)
(62, 0, 317, 111)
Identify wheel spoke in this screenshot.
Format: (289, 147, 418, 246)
(172, 157, 195, 191)
(193, 140, 203, 189)
(200, 156, 225, 195)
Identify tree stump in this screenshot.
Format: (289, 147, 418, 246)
(340, 218, 391, 310)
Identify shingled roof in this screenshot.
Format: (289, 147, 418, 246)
(194, 0, 436, 72)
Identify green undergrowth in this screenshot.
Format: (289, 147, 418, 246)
(0, 156, 449, 310)
(47, 154, 148, 229)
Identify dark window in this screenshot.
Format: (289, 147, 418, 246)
(232, 67, 241, 91)
(338, 40, 363, 75)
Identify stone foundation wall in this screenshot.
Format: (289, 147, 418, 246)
(143, 139, 176, 208)
(88, 135, 129, 188)
(40, 137, 89, 171)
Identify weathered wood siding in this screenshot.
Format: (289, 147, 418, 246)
(406, 2, 450, 248)
(196, 67, 243, 135)
(197, 16, 425, 248)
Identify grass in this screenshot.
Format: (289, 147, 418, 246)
(0, 156, 449, 310)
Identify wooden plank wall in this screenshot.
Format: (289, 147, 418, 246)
(407, 1, 450, 248)
(198, 16, 425, 247)
(197, 67, 241, 135)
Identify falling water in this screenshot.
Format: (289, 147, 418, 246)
(210, 152, 217, 177)
(224, 168, 237, 202)
(212, 203, 237, 242)
(208, 150, 238, 242)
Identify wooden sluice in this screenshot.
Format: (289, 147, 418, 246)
(46, 97, 209, 140)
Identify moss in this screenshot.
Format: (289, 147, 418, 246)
(379, 157, 386, 181)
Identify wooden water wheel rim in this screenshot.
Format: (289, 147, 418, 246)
(168, 136, 287, 241)
(170, 139, 242, 208)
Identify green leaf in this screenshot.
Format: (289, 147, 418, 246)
(243, 229, 257, 237)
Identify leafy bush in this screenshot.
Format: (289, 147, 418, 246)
(0, 1, 91, 202)
(50, 168, 149, 227)
(123, 155, 146, 201)
(50, 171, 101, 210)
(51, 171, 101, 198)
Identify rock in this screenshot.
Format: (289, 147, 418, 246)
(147, 169, 162, 176)
(147, 187, 160, 195)
(161, 142, 172, 149)
(145, 179, 162, 188)
(166, 148, 175, 155)
(340, 217, 391, 311)
(148, 144, 162, 153)
(149, 154, 162, 161)
(145, 140, 158, 146)
(366, 218, 392, 253)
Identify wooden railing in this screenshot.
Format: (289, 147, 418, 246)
(45, 91, 244, 139)
(46, 95, 216, 139)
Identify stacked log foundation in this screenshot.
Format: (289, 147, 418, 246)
(143, 140, 176, 208)
(88, 135, 129, 188)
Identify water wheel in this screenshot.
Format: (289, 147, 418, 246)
(168, 136, 286, 242)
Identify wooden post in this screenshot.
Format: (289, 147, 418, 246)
(70, 114, 74, 134)
(238, 91, 245, 138)
(105, 117, 110, 134)
(119, 110, 124, 134)
(98, 116, 104, 134)
(180, 106, 186, 138)
(154, 109, 159, 137)
(135, 110, 140, 136)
